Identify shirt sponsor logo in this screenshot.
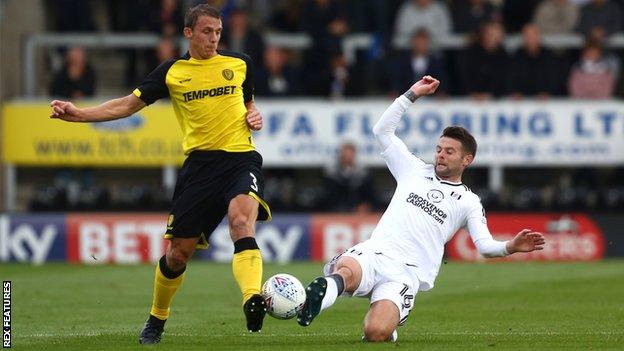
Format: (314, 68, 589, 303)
(182, 85, 237, 102)
(406, 192, 448, 224)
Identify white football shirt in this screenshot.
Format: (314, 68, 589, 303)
(364, 96, 507, 291)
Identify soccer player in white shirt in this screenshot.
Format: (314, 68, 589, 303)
(296, 76, 546, 342)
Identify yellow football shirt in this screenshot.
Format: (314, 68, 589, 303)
(133, 50, 255, 154)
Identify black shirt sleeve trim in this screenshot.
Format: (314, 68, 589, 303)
(135, 59, 177, 105)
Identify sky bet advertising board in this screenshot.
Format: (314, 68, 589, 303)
(0, 213, 614, 264)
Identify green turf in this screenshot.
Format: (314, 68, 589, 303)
(1, 260, 623, 350)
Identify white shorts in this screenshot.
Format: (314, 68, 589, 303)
(323, 242, 419, 325)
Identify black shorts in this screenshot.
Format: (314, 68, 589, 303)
(164, 150, 271, 248)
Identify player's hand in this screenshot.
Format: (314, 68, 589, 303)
(506, 229, 545, 254)
(50, 100, 82, 122)
(246, 109, 263, 131)
(409, 75, 440, 97)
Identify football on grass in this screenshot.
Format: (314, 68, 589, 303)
(262, 273, 306, 320)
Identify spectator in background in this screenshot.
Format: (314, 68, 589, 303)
(577, 0, 623, 36)
(221, 7, 266, 66)
(328, 53, 366, 98)
(568, 40, 618, 98)
(146, 37, 180, 71)
(534, 0, 580, 34)
(394, 0, 452, 45)
(50, 47, 96, 99)
(584, 24, 622, 79)
(507, 24, 559, 99)
(269, 1, 302, 32)
(451, 0, 499, 34)
(348, 0, 390, 37)
(107, 0, 149, 33)
(255, 46, 301, 97)
(300, 0, 350, 96)
(347, 1, 396, 98)
(47, 0, 95, 32)
(457, 22, 508, 99)
(148, 0, 184, 37)
(156, 37, 179, 63)
(502, 0, 541, 33)
(322, 142, 373, 213)
(390, 28, 447, 96)
(106, 0, 151, 87)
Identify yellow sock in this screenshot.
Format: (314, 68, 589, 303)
(150, 258, 185, 320)
(232, 249, 263, 305)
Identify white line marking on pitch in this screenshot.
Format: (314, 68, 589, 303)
(20, 331, 624, 338)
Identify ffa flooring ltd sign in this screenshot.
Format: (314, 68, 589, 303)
(3, 101, 624, 166)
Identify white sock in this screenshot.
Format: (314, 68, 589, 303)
(320, 277, 339, 311)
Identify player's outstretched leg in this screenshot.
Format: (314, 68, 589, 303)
(297, 273, 344, 326)
(140, 238, 194, 345)
(296, 277, 327, 326)
(139, 253, 187, 344)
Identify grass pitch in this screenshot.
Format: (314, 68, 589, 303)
(2, 260, 623, 350)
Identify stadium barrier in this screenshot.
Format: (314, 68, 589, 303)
(3, 100, 624, 167)
(22, 32, 624, 97)
(0, 212, 618, 264)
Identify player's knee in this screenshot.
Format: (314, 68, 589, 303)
(167, 249, 190, 271)
(335, 258, 361, 292)
(363, 324, 394, 342)
(229, 213, 252, 233)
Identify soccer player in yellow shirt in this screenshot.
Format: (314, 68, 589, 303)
(50, 4, 271, 344)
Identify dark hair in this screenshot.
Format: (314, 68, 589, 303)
(442, 126, 477, 157)
(184, 4, 221, 29)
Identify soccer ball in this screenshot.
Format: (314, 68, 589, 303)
(261, 273, 306, 320)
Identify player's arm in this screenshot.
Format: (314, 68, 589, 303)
(50, 94, 146, 122)
(372, 76, 439, 150)
(50, 58, 174, 123)
(372, 76, 440, 179)
(245, 101, 263, 131)
(239, 52, 262, 131)
(505, 228, 546, 254)
(466, 204, 545, 257)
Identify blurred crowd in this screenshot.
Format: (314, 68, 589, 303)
(29, 147, 624, 213)
(46, 0, 624, 99)
(35, 0, 624, 213)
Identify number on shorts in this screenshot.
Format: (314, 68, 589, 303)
(400, 284, 414, 311)
(399, 283, 414, 325)
(250, 172, 259, 192)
